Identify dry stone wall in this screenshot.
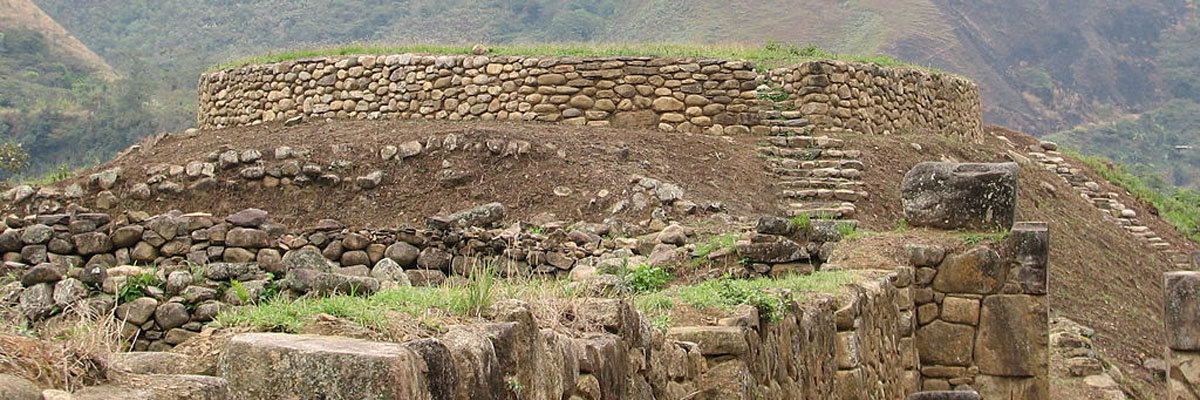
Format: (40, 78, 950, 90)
(197, 54, 983, 140)
(907, 222, 1050, 399)
(764, 61, 982, 139)
(217, 269, 916, 400)
(198, 54, 763, 135)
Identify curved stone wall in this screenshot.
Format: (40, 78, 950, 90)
(765, 61, 983, 139)
(198, 54, 763, 135)
(197, 53, 983, 139)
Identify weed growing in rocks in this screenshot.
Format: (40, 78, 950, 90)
(117, 273, 163, 304)
(635, 271, 855, 323)
(621, 264, 672, 293)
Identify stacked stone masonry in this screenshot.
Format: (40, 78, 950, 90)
(197, 54, 982, 140)
(763, 61, 982, 140)
(908, 222, 1050, 399)
(1166, 271, 1200, 399)
(217, 268, 917, 400)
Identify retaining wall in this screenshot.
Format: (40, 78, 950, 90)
(197, 54, 983, 139)
(219, 268, 917, 400)
(908, 222, 1050, 399)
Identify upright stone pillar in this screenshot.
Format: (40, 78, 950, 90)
(1166, 271, 1200, 399)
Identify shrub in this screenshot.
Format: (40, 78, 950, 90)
(622, 264, 672, 293)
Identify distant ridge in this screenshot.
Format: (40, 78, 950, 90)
(0, 0, 116, 80)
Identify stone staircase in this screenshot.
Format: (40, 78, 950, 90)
(1027, 141, 1191, 269)
(757, 109, 866, 219)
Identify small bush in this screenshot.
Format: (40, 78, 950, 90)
(623, 264, 672, 293)
(117, 273, 162, 304)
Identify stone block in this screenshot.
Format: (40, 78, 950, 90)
(975, 295, 1048, 377)
(973, 375, 1047, 400)
(668, 326, 749, 356)
(901, 162, 1018, 231)
(220, 333, 430, 400)
(933, 246, 1005, 294)
(941, 296, 980, 325)
(1007, 222, 1049, 294)
(1166, 272, 1200, 351)
(917, 320, 974, 366)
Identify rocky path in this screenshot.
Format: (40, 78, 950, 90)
(1026, 141, 1191, 269)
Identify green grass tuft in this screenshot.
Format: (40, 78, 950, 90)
(634, 271, 854, 322)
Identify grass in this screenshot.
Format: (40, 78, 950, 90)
(693, 233, 740, 259)
(211, 42, 948, 73)
(634, 270, 855, 322)
(212, 275, 570, 334)
(1066, 149, 1200, 242)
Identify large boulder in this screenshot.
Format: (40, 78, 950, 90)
(219, 333, 431, 400)
(72, 374, 229, 400)
(901, 162, 1018, 231)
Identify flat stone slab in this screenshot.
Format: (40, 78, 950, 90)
(219, 333, 430, 400)
(907, 391, 982, 400)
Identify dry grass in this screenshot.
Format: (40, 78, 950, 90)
(0, 306, 122, 391)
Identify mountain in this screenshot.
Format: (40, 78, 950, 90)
(16, 0, 1200, 191)
(0, 0, 162, 178)
(0, 0, 116, 80)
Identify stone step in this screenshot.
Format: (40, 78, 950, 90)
(768, 159, 865, 172)
(781, 189, 867, 201)
(785, 202, 856, 218)
(1151, 242, 1172, 249)
(765, 118, 812, 128)
(759, 148, 863, 163)
(766, 135, 845, 149)
(770, 166, 864, 179)
(775, 179, 866, 190)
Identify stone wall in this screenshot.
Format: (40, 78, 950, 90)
(908, 222, 1050, 399)
(765, 61, 982, 139)
(217, 268, 917, 400)
(196, 54, 983, 139)
(1166, 271, 1200, 399)
(197, 54, 762, 135)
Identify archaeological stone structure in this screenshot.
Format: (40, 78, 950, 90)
(1166, 271, 1200, 399)
(0, 52, 1082, 400)
(197, 54, 982, 139)
(908, 222, 1050, 398)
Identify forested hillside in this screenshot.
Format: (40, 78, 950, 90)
(0, 0, 161, 178)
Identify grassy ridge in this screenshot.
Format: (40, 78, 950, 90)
(211, 42, 940, 73)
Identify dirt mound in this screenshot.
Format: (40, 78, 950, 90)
(44, 120, 776, 231)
